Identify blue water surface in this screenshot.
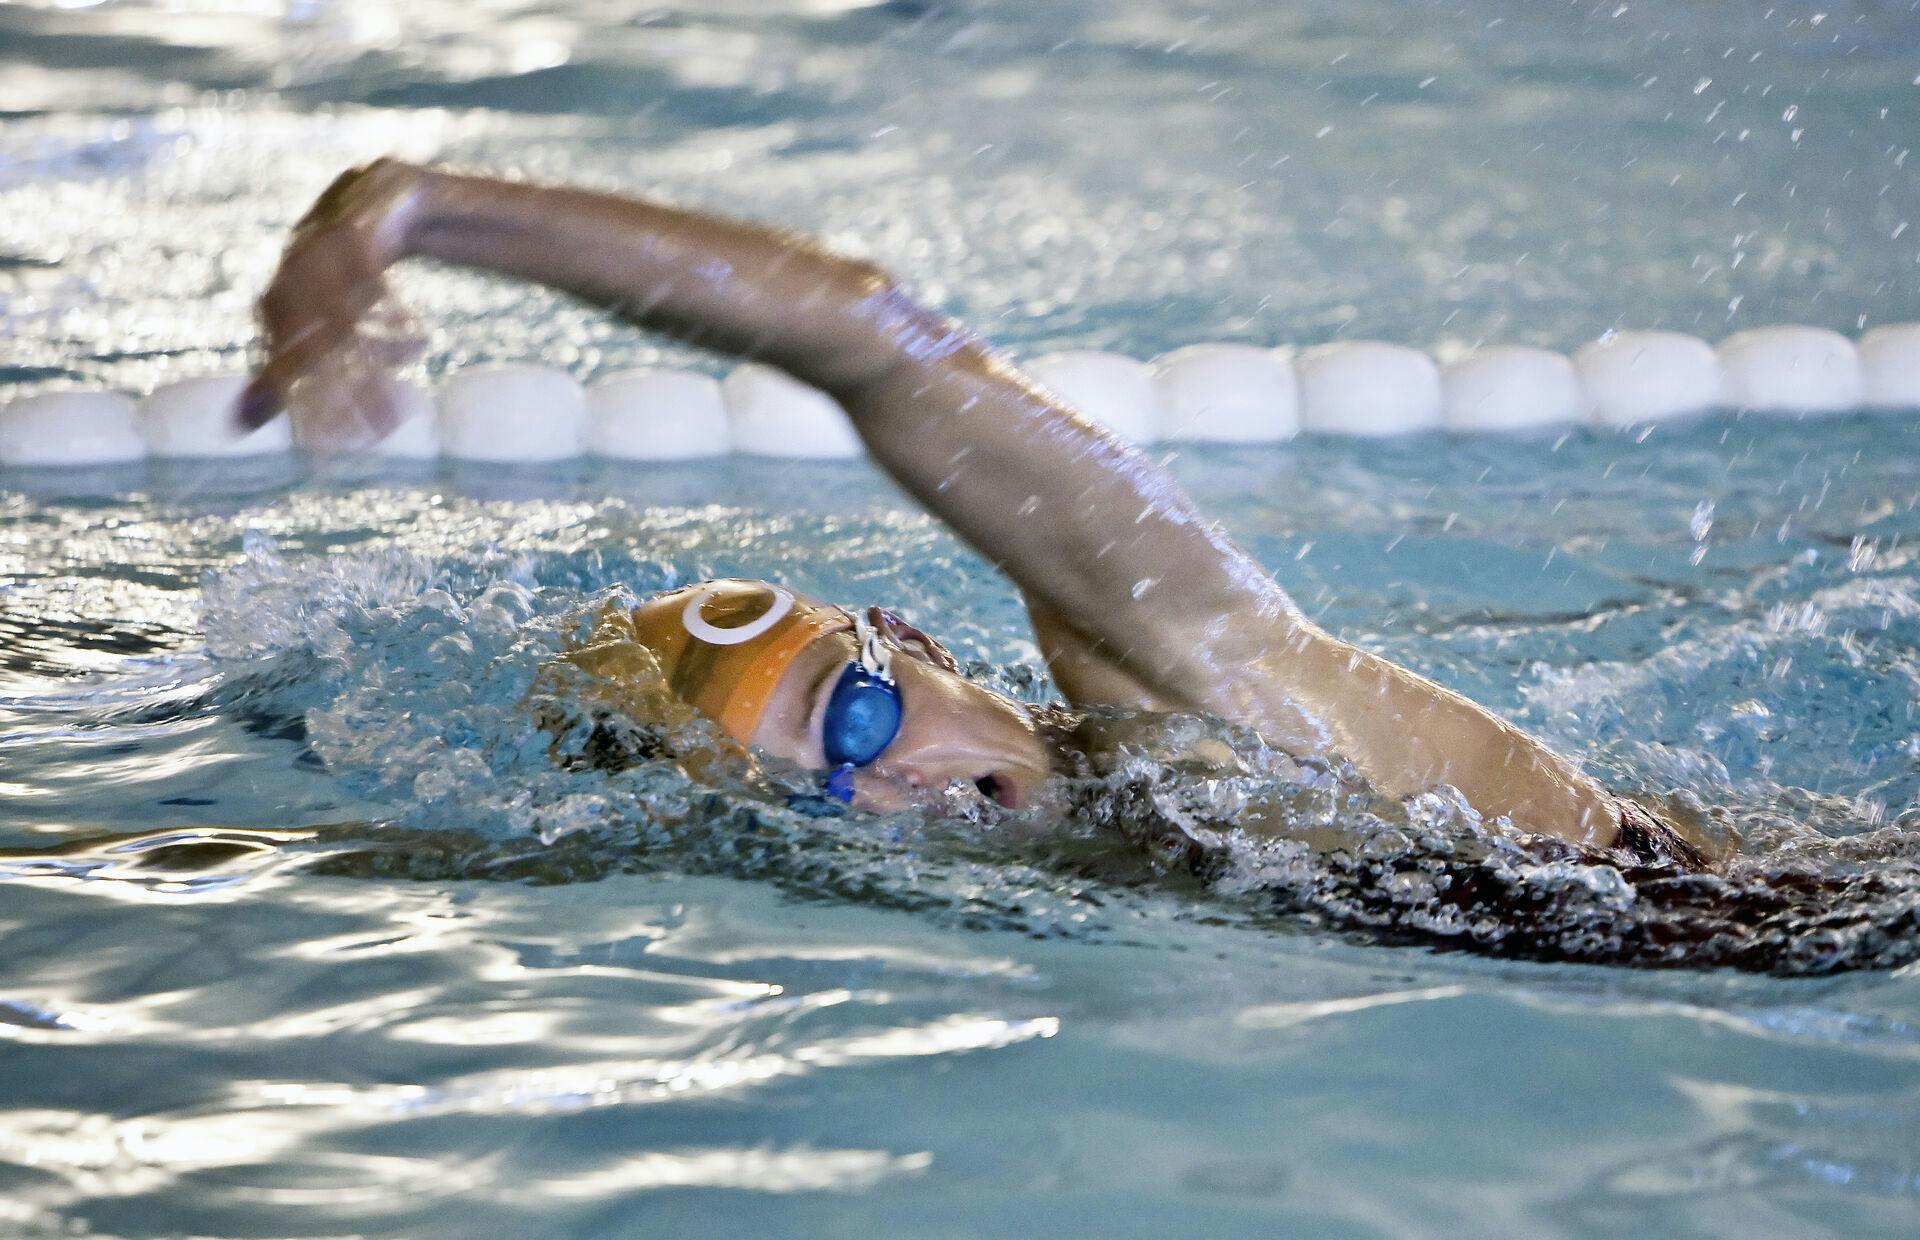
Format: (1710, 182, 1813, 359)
(3, 2, 1920, 1237)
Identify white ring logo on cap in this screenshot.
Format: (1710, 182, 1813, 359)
(680, 584, 795, 646)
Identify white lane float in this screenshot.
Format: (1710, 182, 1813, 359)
(722, 362, 862, 459)
(438, 365, 586, 462)
(589, 368, 730, 460)
(1439, 346, 1583, 432)
(1296, 342, 1443, 436)
(1152, 344, 1299, 442)
(0, 390, 144, 466)
(1573, 331, 1723, 427)
(1717, 326, 1864, 415)
(8, 321, 1916, 469)
(1023, 350, 1161, 444)
(140, 376, 292, 458)
(1859, 323, 1920, 412)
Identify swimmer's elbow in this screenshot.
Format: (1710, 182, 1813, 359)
(816, 259, 978, 398)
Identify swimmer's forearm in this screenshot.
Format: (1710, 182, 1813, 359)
(405, 167, 908, 392)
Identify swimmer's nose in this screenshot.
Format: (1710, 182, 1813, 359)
(864, 678, 1050, 810)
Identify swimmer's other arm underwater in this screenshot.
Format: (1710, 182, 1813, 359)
(241, 158, 1689, 860)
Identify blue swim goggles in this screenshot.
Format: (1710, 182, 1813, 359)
(821, 609, 905, 802)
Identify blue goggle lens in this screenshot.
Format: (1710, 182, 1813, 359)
(823, 661, 902, 803)
(823, 662, 903, 769)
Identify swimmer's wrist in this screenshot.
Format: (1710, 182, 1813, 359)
(395, 165, 533, 267)
(360, 158, 434, 265)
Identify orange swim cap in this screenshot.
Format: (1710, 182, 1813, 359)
(624, 580, 852, 743)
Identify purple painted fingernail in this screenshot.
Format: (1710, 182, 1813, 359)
(235, 381, 279, 430)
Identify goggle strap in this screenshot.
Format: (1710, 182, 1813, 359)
(853, 610, 895, 683)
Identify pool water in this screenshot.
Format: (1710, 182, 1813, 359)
(5, 1, 1920, 1236)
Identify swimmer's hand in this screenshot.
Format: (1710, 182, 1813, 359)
(240, 159, 427, 449)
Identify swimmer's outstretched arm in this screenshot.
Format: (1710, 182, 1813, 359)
(248, 161, 1619, 846)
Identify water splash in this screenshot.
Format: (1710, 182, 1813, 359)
(191, 529, 1920, 975)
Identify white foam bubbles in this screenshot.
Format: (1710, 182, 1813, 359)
(589, 368, 730, 460)
(1573, 331, 1723, 427)
(1859, 323, 1920, 412)
(140, 376, 292, 458)
(1296, 342, 1442, 436)
(1151, 344, 1298, 442)
(723, 363, 862, 458)
(0, 390, 144, 466)
(1439, 346, 1582, 432)
(1718, 326, 1864, 415)
(1024, 350, 1161, 444)
(438, 365, 586, 462)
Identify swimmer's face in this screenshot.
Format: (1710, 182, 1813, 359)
(630, 584, 1049, 810)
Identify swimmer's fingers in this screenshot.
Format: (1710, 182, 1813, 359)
(252, 229, 388, 384)
(243, 161, 425, 438)
(247, 321, 419, 450)
(281, 343, 409, 450)
(242, 316, 374, 438)
(245, 247, 385, 429)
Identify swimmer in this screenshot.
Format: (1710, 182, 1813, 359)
(242, 159, 1707, 868)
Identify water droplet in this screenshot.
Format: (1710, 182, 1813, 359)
(1131, 578, 1159, 600)
(1690, 499, 1715, 542)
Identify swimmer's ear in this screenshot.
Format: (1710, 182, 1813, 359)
(870, 607, 960, 673)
